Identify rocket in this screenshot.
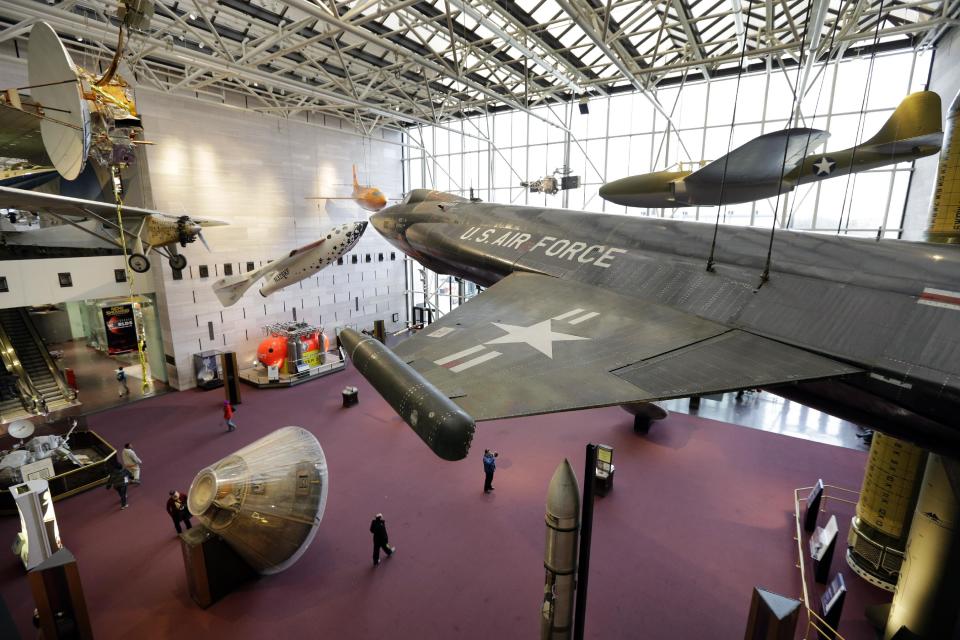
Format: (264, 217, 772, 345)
(541, 459, 581, 640)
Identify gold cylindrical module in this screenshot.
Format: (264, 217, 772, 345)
(884, 454, 960, 639)
(928, 91, 960, 243)
(847, 432, 927, 590)
(188, 426, 329, 575)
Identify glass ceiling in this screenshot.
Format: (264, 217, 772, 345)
(0, 0, 950, 132)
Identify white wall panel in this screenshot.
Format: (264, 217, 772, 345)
(0, 256, 155, 308)
(135, 91, 406, 388)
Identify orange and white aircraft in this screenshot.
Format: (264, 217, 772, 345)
(307, 165, 389, 212)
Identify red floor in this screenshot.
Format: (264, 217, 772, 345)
(0, 364, 886, 639)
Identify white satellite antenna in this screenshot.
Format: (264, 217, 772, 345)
(27, 22, 91, 181)
(8, 420, 36, 443)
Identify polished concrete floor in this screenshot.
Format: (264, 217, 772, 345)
(53, 339, 170, 417)
(661, 390, 870, 452)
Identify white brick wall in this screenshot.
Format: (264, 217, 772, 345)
(135, 92, 407, 389)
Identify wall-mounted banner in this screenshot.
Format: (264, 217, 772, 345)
(102, 304, 138, 354)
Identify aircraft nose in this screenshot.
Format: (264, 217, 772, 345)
(370, 210, 388, 236)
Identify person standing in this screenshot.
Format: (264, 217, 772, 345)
(105, 462, 132, 509)
(370, 513, 395, 566)
(116, 367, 130, 397)
(223, 401, 237, 432)
(166, 490, 193, 534)
(122, 443, 142, 484)
(483, 449, 498, 493)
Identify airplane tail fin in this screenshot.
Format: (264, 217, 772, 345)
(861, 91, 943, 152)
(352, 164, 359, 190)
(212, 273, 257, 307)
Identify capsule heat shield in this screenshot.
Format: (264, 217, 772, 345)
(187, 427, 328, 575)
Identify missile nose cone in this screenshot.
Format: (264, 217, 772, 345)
(546, 458, 580, 519)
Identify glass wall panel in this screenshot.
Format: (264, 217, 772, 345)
(402, 50, 927, 320)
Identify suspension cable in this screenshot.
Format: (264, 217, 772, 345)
(783, 0, 854, 229)
(835, 0, 887, 235)
(759, 0, 819, 286)
(705, 0, 757, 272)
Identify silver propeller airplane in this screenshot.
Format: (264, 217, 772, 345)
(340, 189, 960, 462)
(0, 186, 226, 272)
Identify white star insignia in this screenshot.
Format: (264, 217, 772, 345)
(812, 157, 835, 177)
(484, 319, 588, 358)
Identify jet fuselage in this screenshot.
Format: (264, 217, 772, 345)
(372, 191, 960, 454)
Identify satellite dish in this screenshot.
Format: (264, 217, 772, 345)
(27, 22, 91, 181)
(8, 420, 35, 440)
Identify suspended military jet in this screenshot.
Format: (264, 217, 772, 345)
(337, 188, 960, 462)
(599, 91, 943, 208)
(212, 221, 367, 306)
(0, 186, 226, 272)
(306, 165, 390, 212)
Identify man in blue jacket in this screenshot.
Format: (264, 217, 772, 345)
(483, 449, 498, 493)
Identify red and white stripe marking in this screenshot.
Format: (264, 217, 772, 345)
(918, 287, 960, 310)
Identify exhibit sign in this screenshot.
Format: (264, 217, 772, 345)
(101, 304, 138, 355)
(20, 458, 55, 481)
(809, 515, 839, 561)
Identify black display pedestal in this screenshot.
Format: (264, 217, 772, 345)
(342, 387, 359, 407)
(804, 479, 825, 533)
(180, 526, 256, 608)
(817, 573, 846, 640)
(633, 414, 651, 434)
(28, 548, 93, 640)
(813, 536, 838, 584)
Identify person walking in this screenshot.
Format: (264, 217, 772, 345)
(122, 443, 142, 484)
(116, 367, 130, 397)
(483, 449, 498, 493)
(105, 461, 132, 509)
(166, 490, 193, 534)
(223, 401, 237, 432)
(370, 513, 395, 566)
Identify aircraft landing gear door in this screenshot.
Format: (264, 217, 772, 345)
(594, 445, 614, 497)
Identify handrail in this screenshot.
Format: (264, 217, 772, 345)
(793, 483, 860, 640)
(0, 314, 41, 418)
(15, 308, 74, 402)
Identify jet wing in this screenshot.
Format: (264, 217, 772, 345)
(390, 272, 859, 421)
(0, 186, 227, 226)
(682, 128, 829, 201)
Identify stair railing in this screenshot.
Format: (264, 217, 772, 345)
(0, 316, 41, 419)
(15, 308, 75, 402)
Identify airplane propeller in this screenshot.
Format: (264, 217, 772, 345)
(198, 231, 211, 252)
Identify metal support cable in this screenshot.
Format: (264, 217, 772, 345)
(706, 0, 757, 272)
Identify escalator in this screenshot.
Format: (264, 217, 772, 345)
(0, 307, 75, 421)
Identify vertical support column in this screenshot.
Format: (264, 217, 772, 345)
(573, 443, 597, 640)
(884, 454, 960, 638)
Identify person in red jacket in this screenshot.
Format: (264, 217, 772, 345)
(223, 401, 237, 432)
(166, 490, 192, 534)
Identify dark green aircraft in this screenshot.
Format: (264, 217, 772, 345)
(599, 91, 943, 208)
